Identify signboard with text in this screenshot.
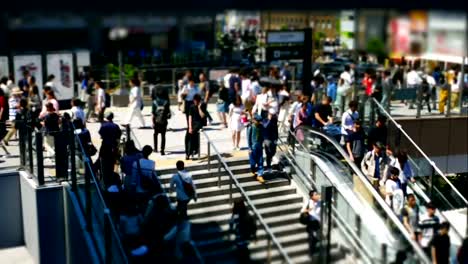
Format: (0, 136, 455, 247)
(267, 31, 305, 44)
(266, 45, 304, 61)
(13, 55, 43, 94)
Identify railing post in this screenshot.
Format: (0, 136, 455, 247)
(18, 122, 26, 167)
(69, 129, 77, 192)
(416, 85, 422, 118)
(381, 243, 387, 264)
(229, 177, 233, 202)
(126, 125, 130, 142)
(320, 186, 334, 264)
(267, 238, 272, 263)
(198, 131, 201, 160)
(27, 126, 33, 172)
(217, 160, 221, 188)
(355, 215, 361, 238)
(85, 162, 93, 232)
(35, 132, 44, 186)
(172, 68, 176, 96)
(207, 143, 211, 171)
(104, 208, 112, 264)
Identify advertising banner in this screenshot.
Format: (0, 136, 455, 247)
(0, 56, 8, 78)
(427, 12, 467, 58)
(13, 55, 43, 94)
(47, 53, 74, 100)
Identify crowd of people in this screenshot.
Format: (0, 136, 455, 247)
(1, 61, 466, 263)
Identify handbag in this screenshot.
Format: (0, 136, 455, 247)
(178, 173, 195, 199)
(299, 201, 311, 225)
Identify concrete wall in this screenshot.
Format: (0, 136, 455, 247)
(0, 171, 24, 248)
(19, 172, 66, 264)
(63, 185, 100, 264)
(388, 116, 468, 174)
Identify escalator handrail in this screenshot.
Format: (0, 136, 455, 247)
(276, 138, 374, 264)
(371, 97, 468, 206)
(298, 127, 431, 264)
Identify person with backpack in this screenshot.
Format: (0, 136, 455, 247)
(152, 87, 171, 155)
(385, 167, 404, 216)
(129, 145, 162, 208)
(401, 194, 420, 241)
(361, 141, 389, 188)
(345, 120, 366, 165)
(229, 199, 257, 263)
(170, 160, 197, 219)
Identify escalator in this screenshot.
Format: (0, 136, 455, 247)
(276, 128, 431, 264)
(368, 98, 468, 259)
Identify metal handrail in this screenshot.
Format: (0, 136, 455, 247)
(295, 127, 431, 264)
(72, 123, 128, 263)
(371, 98, 468, 206)
(276, 132, 374, 264)
(201, 130, 293, 264)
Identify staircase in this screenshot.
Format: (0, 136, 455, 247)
(157, 156, 353, 264)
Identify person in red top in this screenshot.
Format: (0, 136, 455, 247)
(362, 72, 374, 96)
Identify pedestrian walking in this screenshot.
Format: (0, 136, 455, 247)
(3, 87, 22, 145)
(180, 76, 200, 125)
(198, 72, 213, 125)
(125, 78, 146, 128)
(361, 141, 389, 189)
(418, 203, 440, 257)
(431, 222, 451, 264)
(151, 87, 171, 155)
(185, 94, 204, 160)
(170, 160, 197, 219)
(381, 70, 393, 112)
(70, 98, 85, 126)
(229, 199, 257, 263)
(94, 81, 106, 122)
(39, 90, 59, 119)
(216, 79, 230, 128)
(98, 112, 122, 187)
(263, 108, 278, 172)
(247, 114, 265, 183)
(28, 83, 42, 128)
(300, 190, 321, 257)
(0, 87, 8, 154)
(367, 115, 387, 150)
(401, 194, 420, 241)
(341, 100, 359, 144)
(228, 95, 245, 150)
(42, 102, 60, 158)
(345, 120, 366, 165)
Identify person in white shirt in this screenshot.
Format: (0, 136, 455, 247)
(125, 78, 146, 128)
(70, 98, 86, 126)
(180, 77, 200, 124)
(130, 145, 161, 194)
(94, 81, 106, 122)
(0, 77, 8, 97)
(252, 86, 268, 117)
(341, 100, 359, 138)
(240, 71, 253, 111)
(45, 74, 61, 98)
(406, 67, 423, 109)
(301, 189, 321, 257)
(170, 160, 197, 219)
(385, 167, 403, 215)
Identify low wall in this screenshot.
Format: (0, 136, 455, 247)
(0, 171, 23, 248)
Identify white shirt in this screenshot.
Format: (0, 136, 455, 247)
(223, 73, 232, 89)
(250, 81, 261, 97)
(96, 88, 106, 108)
(385, 179, 400, 205)
(252, 93, 268, 116)
(46, 81, 61, 97)
(341, 109, 359, 135)
(0, 84, 8, 96)
(301, 199, 321, 221)
(71, 106, 85, 125)
(129, 86, 142, 109)
(181, 85, 200, 101)
(340, 71, 352, 86)
(406, 71, 422, 86)
(241, 79, 252, 101)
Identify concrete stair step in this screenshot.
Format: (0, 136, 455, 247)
(158, 164, 252, 183)
(157, 157, 250, 175)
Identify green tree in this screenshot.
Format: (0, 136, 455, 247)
(366, 38, 387, 63)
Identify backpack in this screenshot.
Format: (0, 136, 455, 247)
(105, 92, 111, 108)
(178, 173, 195, 199)
(152, 98, 168, 124)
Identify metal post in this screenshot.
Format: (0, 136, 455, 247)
(104, 208, 112, 264)
(416, 85, 422, 118)
(381, 244, 387, 264)
(126, 125, 130, 142)
(85, 163, 93, 232)
(18, 123, 26, 167)
(207, 143, 211, 171)
(266, 238, 272, 263)
(36, 133, 44, 186)
(198, 131, 201, 160)
(69, 129, 77, 191)
(172, 68, 176, 96)
(27, 126, 33, 172)
(320, 186, 334, 264)
(229, 177, 233, 202)
(217, 161, 221, 188)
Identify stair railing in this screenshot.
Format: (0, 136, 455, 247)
(201, 129, 293, 264)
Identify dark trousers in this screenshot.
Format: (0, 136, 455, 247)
(98, 107, 106, 122)
(264, 140, 277, 169)
(54, 132, 69, 179)
(184, 101, 193, 124)
(98, 145, 117, 187)
(185, 130, 199, 157)
(249, 143, 264, 175)
(177, 199, 189, 219)
(153, 125, 167, 152)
